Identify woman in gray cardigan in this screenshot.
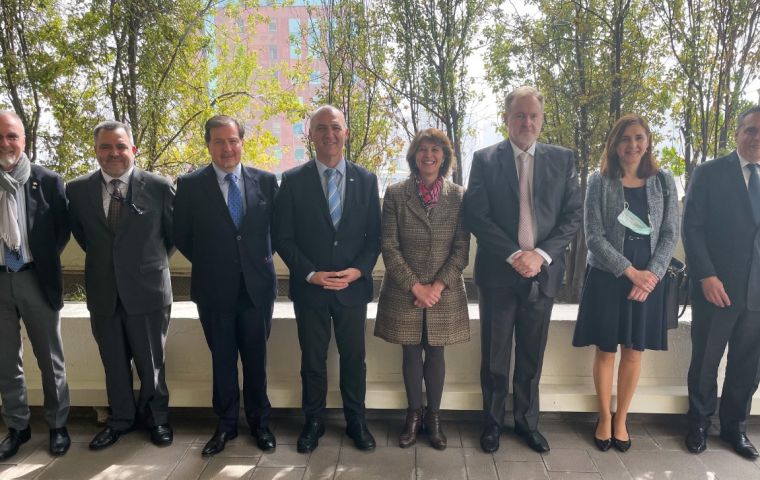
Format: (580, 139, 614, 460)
(573, 114, 679, 453)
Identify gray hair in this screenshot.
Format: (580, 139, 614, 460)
(737, 105, 760, 130)
(504, 86, 545, 115)
(204, 115, 244, 143)
(93, 121, 133, 144)
(0, 110, 25, 134)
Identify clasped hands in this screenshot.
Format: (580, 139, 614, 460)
(411, 280, 446, 308)
(512, 250, 544, 278)
(624, 267, 658, 302)
(309, 268, 362, 290)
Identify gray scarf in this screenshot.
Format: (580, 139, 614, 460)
(0, 153, 31, 251)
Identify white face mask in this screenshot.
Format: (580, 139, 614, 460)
(617, 203, 652, 235)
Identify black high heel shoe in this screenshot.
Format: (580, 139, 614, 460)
(612, 416, 631, 452)
(594, 419, 612, 452)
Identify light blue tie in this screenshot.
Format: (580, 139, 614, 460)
(226, 172, 243, 229)
(324, 168, 342, 227)
(748, 164, 760, 225)
(3, 244, 24, 272)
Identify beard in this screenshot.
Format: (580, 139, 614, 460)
(0, 152, 18, 171)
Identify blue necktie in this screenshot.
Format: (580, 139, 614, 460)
(324, 168, 342, 227)
(226, 172, 243, 229)
(3, 244, 24, 272)
(748, 164, 760, 225)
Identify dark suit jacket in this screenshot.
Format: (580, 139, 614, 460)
(274, 159, 381, 307)
(463, 139, 582, 297)
(66, 168, 175, 316)
(173, 164, 278, 309)
(20, 164, 71, 310)
(683, 151, 760, 311)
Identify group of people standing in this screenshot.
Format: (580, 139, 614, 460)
(0, 85, 759, 465)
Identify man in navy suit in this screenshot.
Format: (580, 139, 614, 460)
(684, 106, 760, 459)
(0, 111, 71, 459)
(174, 115, 279, 455)
(464, 87, 582, 453)
(275, 105, 381, 453)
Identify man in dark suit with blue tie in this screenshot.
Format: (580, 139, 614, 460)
(0, 111, 71, 459)
(683, 106, 760, 459)
(174, 115, 279, 455)
(274, 105, 381, 453)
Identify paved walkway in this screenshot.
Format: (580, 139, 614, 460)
(1, 409, 759, 479)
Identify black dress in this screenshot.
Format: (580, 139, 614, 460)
(573, 186, 668, 352)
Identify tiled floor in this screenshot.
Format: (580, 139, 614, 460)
(2, 409, 760, 479)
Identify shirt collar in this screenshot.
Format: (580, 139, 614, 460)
(315, 157, 346, 178)
(212, 162, 243, 183)
(509, 140, 536, 159)
(101, 165, 134, 185)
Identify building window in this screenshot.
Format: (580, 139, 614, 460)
(268, 20, 277, 32)
(295, 147, 305, 162)
(274, 147, 283, 161)
(309, 71, 321, 85)
(269, 45, 278, 61)
(271, 121, 282, 141)
(293, 122, 304, 136)
(289, 19, 300, 59)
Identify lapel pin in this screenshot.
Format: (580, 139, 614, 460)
(349, 178, 355, 182)
(31, 181, 38, 190)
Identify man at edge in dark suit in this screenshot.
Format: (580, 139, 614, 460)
(683, 105, 760, 459)
(464, 86, 582, 453)
(67, 121, 175, 450)
(173, 115, 278, 456)
(0, 111, 71, 459)
(274, 105, 381, 453)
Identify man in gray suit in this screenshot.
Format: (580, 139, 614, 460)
(464, 86, 582, 453)
(683, 105, 760, 459)
(0, 111, 71, 459)
(67, 121, 175, 450)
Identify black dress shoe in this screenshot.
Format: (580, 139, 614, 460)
(150, 424, 173, 447)
(612, 421, 631, 452)
(90, 426, 129, 451)
(252, 426, 276, 452)
(515, 426, 550, 453)
(480, 424, 501, 453)
(202, 430, 237, 456)
(0, 426, 31, 460)
(50, 427, 71, 456)
(297, 420, 325, 453)
(593, 420, 612, 452)
(720, 431, 759, 459)
(346, 421, 376, 451)
(686, 425, 708, 454)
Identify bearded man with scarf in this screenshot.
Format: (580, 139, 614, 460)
(0, 111, 71, 460)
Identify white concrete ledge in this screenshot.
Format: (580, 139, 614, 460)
(15, 300, 752, 414)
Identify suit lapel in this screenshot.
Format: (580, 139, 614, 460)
(533, 143, 547, 204)
(501, 140, 519, 197)
(23, 170, 39, 233)
(88, 170, 108, 228)
(404, 177, 430, 226)
(308, 160, 336, 229)
(242, 166, 262, 217)
(729, 153, 755, 221)
(201, 164, 238, 230)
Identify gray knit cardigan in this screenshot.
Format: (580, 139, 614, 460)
(584, 170, 679, 279)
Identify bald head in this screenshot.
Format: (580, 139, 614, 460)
(308, 105, 349, 167)
(0, 111, 26, 171)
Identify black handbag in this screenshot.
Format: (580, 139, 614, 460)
(657, 172, 688, 329)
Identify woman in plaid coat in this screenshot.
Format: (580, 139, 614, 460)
(375, 128, 470, 450)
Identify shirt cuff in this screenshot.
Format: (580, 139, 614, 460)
(306, 271, 316, 282)
(506, 250, 521, 265)
(535, 248, 552, 265)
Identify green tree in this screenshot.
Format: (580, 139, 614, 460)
(305, 0, 402, 172)
(484, 0, 670, 300)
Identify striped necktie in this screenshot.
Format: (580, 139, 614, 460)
(324, 168, 342, 227)
(226, 172, 243, 229)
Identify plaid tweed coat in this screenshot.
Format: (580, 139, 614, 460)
(374, 177, 470, 346)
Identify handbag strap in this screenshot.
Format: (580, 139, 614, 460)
(659, 170, 691, 319)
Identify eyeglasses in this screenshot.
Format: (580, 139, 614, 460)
(0, 134, 23, 143)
